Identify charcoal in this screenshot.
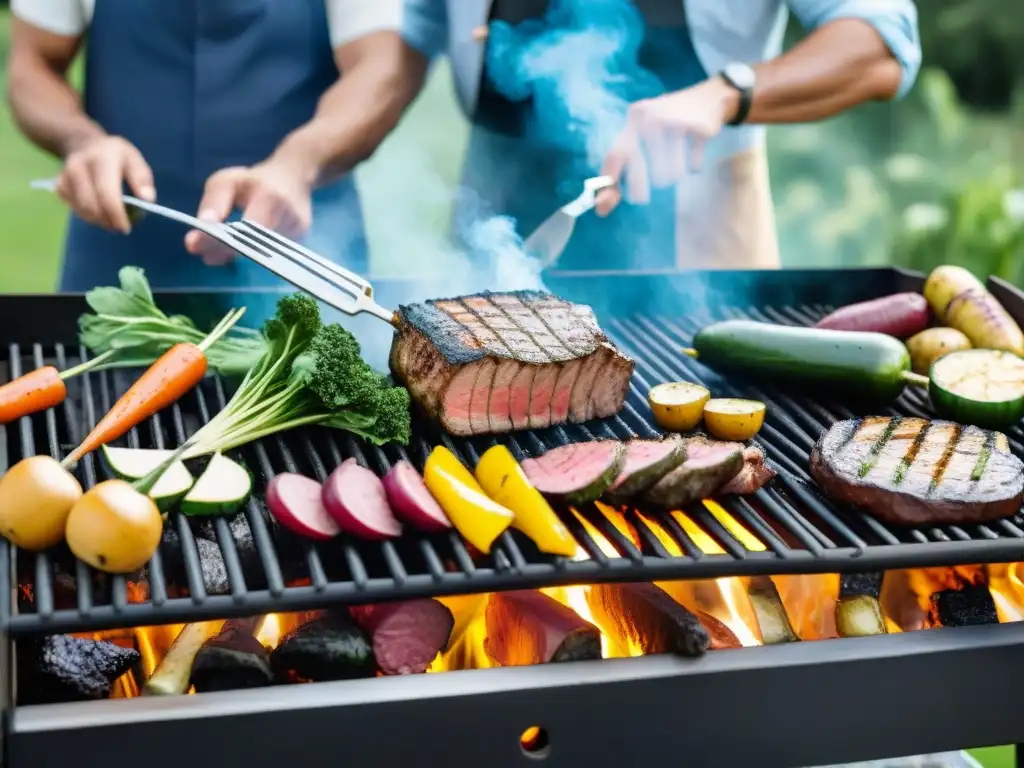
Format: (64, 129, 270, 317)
(933, 585, 999, 627)
(18, 634, 139, 704)
(483, 591, 600, 666)
(270, 613, 375, 683)
(190, 618, 273, 693)
(160, 524, 230, 595)
(586, 583, 709, 657)
(195, 511, 267, 590)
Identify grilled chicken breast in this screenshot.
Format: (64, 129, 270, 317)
(810, 416, 1024, 525)
(389, 291, 635, 436)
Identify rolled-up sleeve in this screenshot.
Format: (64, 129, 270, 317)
(787, 0, 922, 98)
(402, 0, 449, 61)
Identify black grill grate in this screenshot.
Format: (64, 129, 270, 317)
(6, 285, 1024, 637)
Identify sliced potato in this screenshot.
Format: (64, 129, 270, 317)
(648, 382, 710, 432)
(905, 327, 972, 375)
(703, 398, 766, 441)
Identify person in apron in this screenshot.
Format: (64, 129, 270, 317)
(8, 0, 405, 298)
(400, 0, 921, 271)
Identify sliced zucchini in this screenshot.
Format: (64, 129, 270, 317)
(180, 453, 252, 517)
(100, 446, 194, 512)
(929, 349, 1024, 430)
(747, 576, 799, 644)
(835, 573, 887, 638)
(648, 382, 710, 432)
(703, 398, 766, 441)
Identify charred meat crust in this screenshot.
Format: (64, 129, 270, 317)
(810, 417, 1024, 525)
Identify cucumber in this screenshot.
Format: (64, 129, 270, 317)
(100, 446, 194, 512)
(929, 349, 1024, 430)
(690, 320, 921, 402)
(180, 453, 253, 517)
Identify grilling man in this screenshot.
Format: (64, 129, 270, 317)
(7, 0, 413, 291)
(394, 0, 921, 271)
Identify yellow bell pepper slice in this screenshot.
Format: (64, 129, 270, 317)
(475, 445, 577, 558)
(424, 446, 513, 554)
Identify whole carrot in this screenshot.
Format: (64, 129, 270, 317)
(0, 351, 119, 425)
(62, 308, 246, 468)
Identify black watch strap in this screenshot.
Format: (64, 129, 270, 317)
(720, 68, 754, 126)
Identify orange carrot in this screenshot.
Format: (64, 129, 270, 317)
(0, 367, 66, 424)
(62, 308, 245, 467)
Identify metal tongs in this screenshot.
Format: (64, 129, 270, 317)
(522, 175, 616, 269)
(30, 178, 397, 325)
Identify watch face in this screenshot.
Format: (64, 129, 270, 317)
(724, 62, 756, 90)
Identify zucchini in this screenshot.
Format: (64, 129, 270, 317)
(747, 576, 798, 644)
(647, 382, 710, 432)
(929, 349, 1024, 430)
(835, 573, 887, 637)
(688, 320, 925, 402)
(100, 446, 194, 512)
(180, 453, 252, 517)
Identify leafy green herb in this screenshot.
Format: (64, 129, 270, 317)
(181, 294, 410, 458)
(79, 266, 266, 377)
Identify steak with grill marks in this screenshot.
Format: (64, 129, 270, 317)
(390, 291, 635, 436)
(810, 416, 1024, 526)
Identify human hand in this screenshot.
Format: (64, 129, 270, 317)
(185, 159, 314, 266)
(56, 136, 156, 234)
(595, 77, 740, 217)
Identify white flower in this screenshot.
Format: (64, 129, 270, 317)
(902, 202, 949, 232)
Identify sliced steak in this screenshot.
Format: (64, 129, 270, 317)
(606, 436, 686, 501)
(810, 416, 1024, 525)
(521, 441, 626, 504)
(643, 437, 744, 509)
(390, 291, 634, 436)
(720, 444, 776, 495)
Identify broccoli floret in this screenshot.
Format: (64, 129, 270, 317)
(305, 324, 379, 411)
(263, 293, 321, 343)
(370, 386, 412, 445)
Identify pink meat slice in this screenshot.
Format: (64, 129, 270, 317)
(469, 359, 497, 435)
(487, 360, 520, 433)
(528, 364, 560, 429)
(550, 360, 581, 426)
(609, 439, 682, 492)
(521, 441, 621, 496)
(510, 365, 536, 430)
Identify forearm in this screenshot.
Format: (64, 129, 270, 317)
(8, 41, 103, 157)
(270, 33, 428, 186)
(734, 18, 904, 125)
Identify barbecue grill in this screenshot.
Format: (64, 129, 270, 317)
(4, 267, 1024, 768)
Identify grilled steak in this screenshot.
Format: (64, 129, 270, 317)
(810, 417, 1024, 525)
(521, 440, 626, 504)
(605, 436, 686, 500)
(720, 444, 776, 495)
(389, 291, 635, 436)
(643, 436, 744, 509)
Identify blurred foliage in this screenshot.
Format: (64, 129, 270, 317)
(773, 3, 1024, 282)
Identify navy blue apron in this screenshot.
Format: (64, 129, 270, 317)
(466, 0, 707, 272)
(60, 0, 368, 302)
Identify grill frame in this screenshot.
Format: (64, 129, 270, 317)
(5, 267, 1024, 638)
(8, 621, 1024, 768)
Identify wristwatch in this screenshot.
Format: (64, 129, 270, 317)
(719, 62, 756, 126)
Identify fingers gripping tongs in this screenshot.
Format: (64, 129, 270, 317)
(31, 178, 397, 325)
